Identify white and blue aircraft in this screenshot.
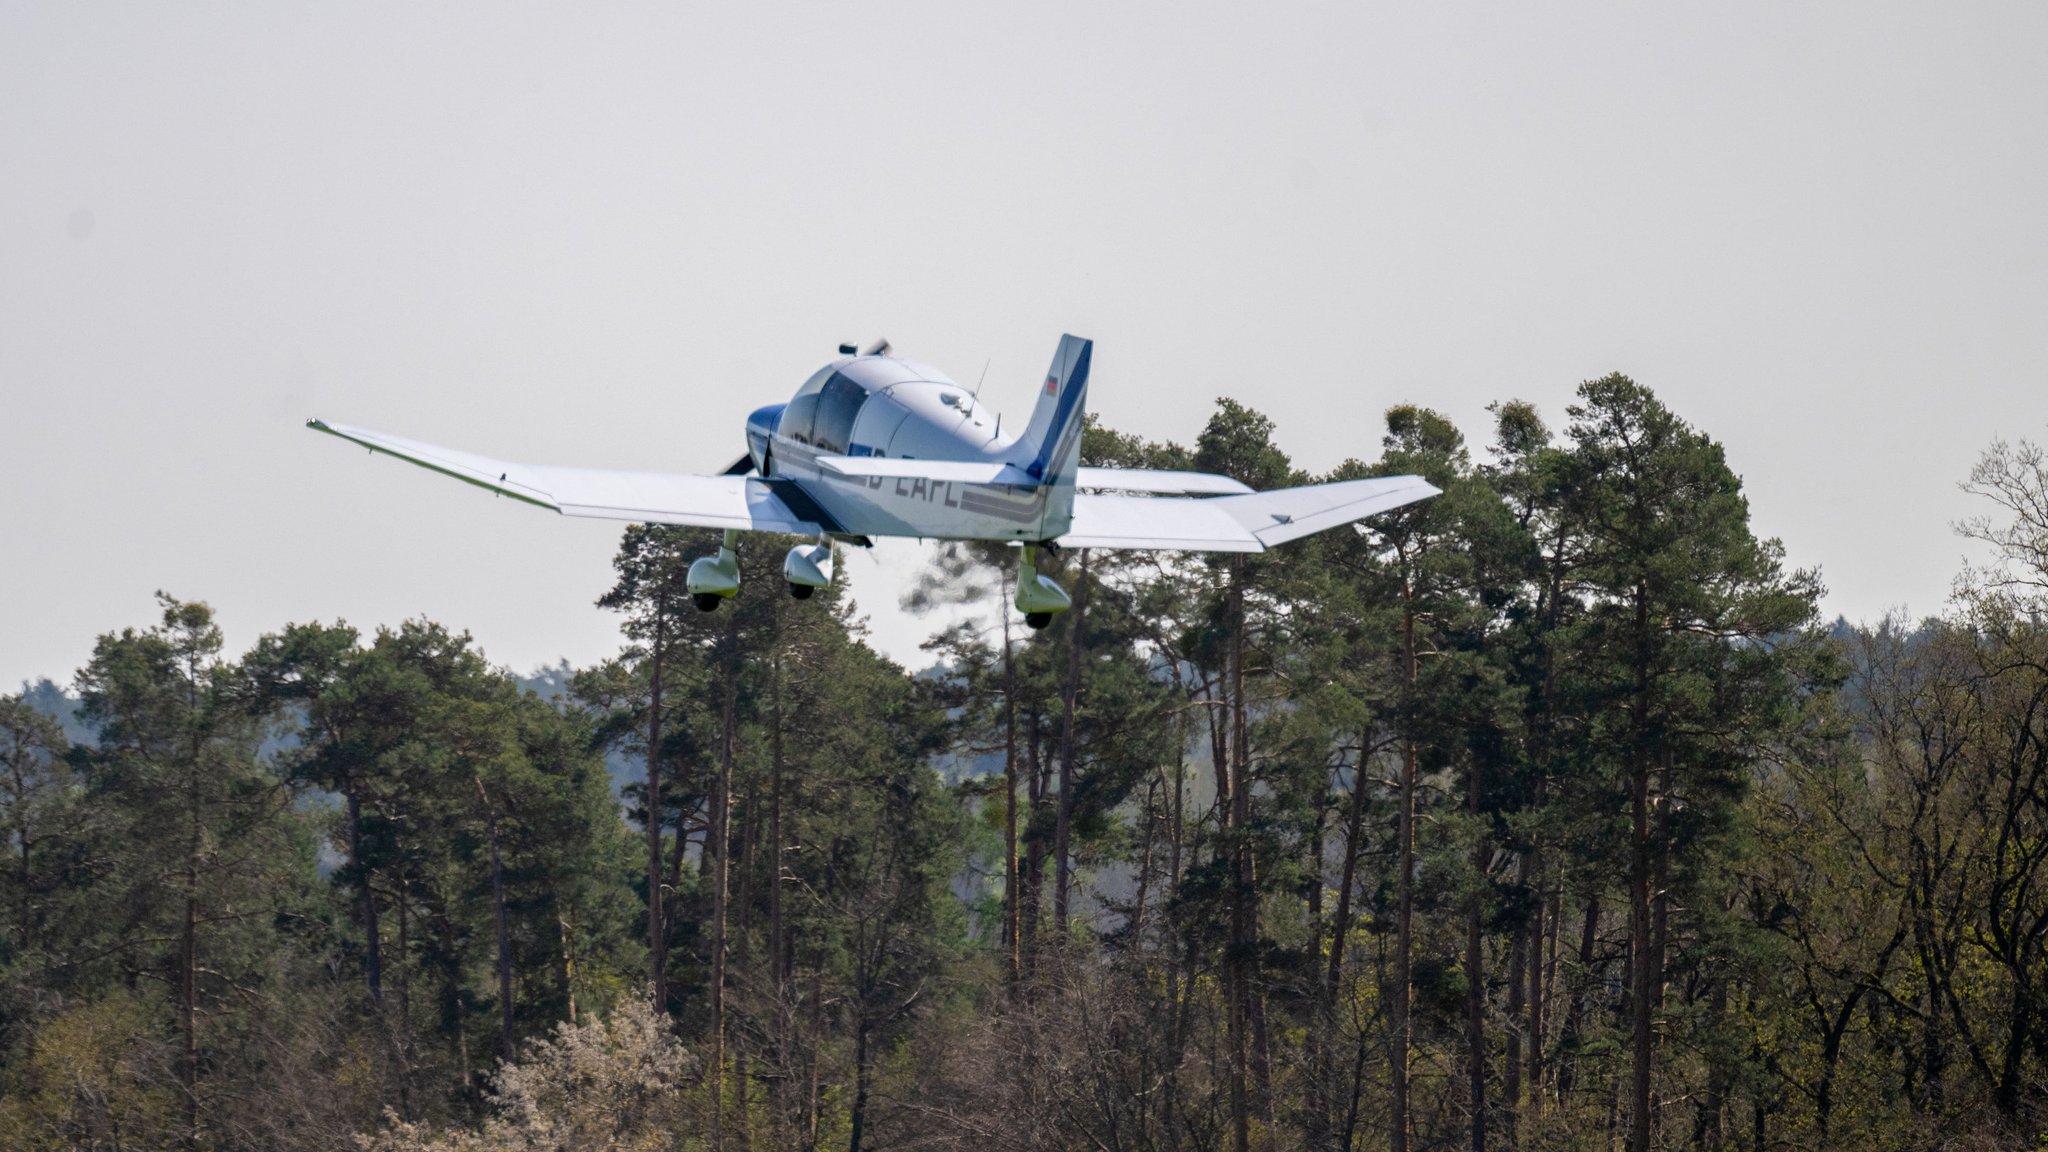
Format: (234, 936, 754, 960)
(308, 335, 1438, 628)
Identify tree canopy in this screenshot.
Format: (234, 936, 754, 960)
(6, 381, 2048, 1152)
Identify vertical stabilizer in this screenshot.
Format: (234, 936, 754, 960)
(1016, 334, 1091, 538)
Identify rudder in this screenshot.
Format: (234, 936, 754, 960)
(1016, 334, 1091, 538)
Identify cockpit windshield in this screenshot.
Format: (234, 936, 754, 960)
(781, 367, 869, 452)
(812, 373, 867, 454)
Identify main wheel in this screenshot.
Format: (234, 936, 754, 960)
(1025, 611, 1052, 630)
(789, 583, 814, 600)
(693, 593, 723, 613)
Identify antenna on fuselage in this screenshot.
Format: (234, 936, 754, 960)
(860, 337, 891, 357)
(973, 358, 990, 397)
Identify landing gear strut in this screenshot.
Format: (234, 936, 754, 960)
(1015, 544, 1071, 631)
(686, 530, 742, 612)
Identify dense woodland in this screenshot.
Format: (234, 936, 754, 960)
(8, 376, 2048, 1151)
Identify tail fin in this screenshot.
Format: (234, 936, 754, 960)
(1017, 334, 1091, 537)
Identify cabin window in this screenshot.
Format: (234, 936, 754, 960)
(811, 372, 868, 455)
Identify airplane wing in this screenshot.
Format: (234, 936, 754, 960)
(1060, 475, 1440, 552)
(307, 420, 826, 534)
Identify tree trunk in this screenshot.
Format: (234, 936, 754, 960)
(1627, 585, 1654, 1152)
(647, 608, 667, 1011)
(1325, 746, 1370, 1005)
(396, 881, 414, 1119)
(1525, 851, 1548, 1123)
(1209, 675, 1231, 829)
(1558, 893, 1600, 1100)
(1133, 772, 1158, 944)
(1003, 570, 1021, 986)
(1467, 758, 1488, 1152)
(710, 613, 739, 1151)
(1698, 978, 1729, 1148)
(1504, 913, 1525, 1149)
(559, 910, 578, 1025)
(849, 1017, 873, 1152)
(769, 635, 791, 1138)
(438, 909, 470, 1093)
(734, 781, 758, 1152)
(1316, 745, 1370, 1151)
(1504, 860, 1527, 1144)
(1054, 550, 1088, 929)
(347, 783, 383, 1008)
(180, 679, 203, 1149)
(670, 789, 689, 935)
(1628, 752, 1653, 1152)
(182, 847, 200, 1146)
(478, 781, 516, 1062)
(805, 968, 824, 1151)
(1021, 707, 1043, 973)
(1540, 879, 1562, 1105)
(11, 760, 29, 953)
(1649, 809, 1670, 1139)
(1391, 580, 1417, 1152)
(1227, 567, 1254, 1152)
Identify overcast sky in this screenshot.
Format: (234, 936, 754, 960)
(5, 3, 2045, 689)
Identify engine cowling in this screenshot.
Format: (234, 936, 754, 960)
(745, 403, 785, 474)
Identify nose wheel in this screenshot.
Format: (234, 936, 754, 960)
(1025, 612, 1053, 630)
(789, 583, 814, 600)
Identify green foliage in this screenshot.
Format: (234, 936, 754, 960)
(9, 395, 2048, 1152)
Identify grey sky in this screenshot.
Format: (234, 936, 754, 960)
(5, 3, 2045, 688)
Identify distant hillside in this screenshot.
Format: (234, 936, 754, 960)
(22, 664, 640, 797)
(17, 677, 95, 746)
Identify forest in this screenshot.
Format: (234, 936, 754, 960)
(7, 374, 2048, 1152)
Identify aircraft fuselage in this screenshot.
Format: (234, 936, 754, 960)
(746, 354, 1058, 542)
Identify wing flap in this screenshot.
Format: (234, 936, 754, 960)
(1060, 493, 1265, 552)
(308, 420, 823, 534)
(815, 455, 1034, 485)
(1075, 467, 1254, 495)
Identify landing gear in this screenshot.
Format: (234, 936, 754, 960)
(1014, 544, 1072, 629)
(783, 537, 833, 599)
(687, 530, 742, 612)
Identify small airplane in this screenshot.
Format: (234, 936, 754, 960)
(307, 335, 1438, 628)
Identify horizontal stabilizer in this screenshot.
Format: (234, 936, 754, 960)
(1075, 467, 1254, 495)
(816, 455, 1035, 486)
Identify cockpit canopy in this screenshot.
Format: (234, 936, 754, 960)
(776, 356, 957, 456)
